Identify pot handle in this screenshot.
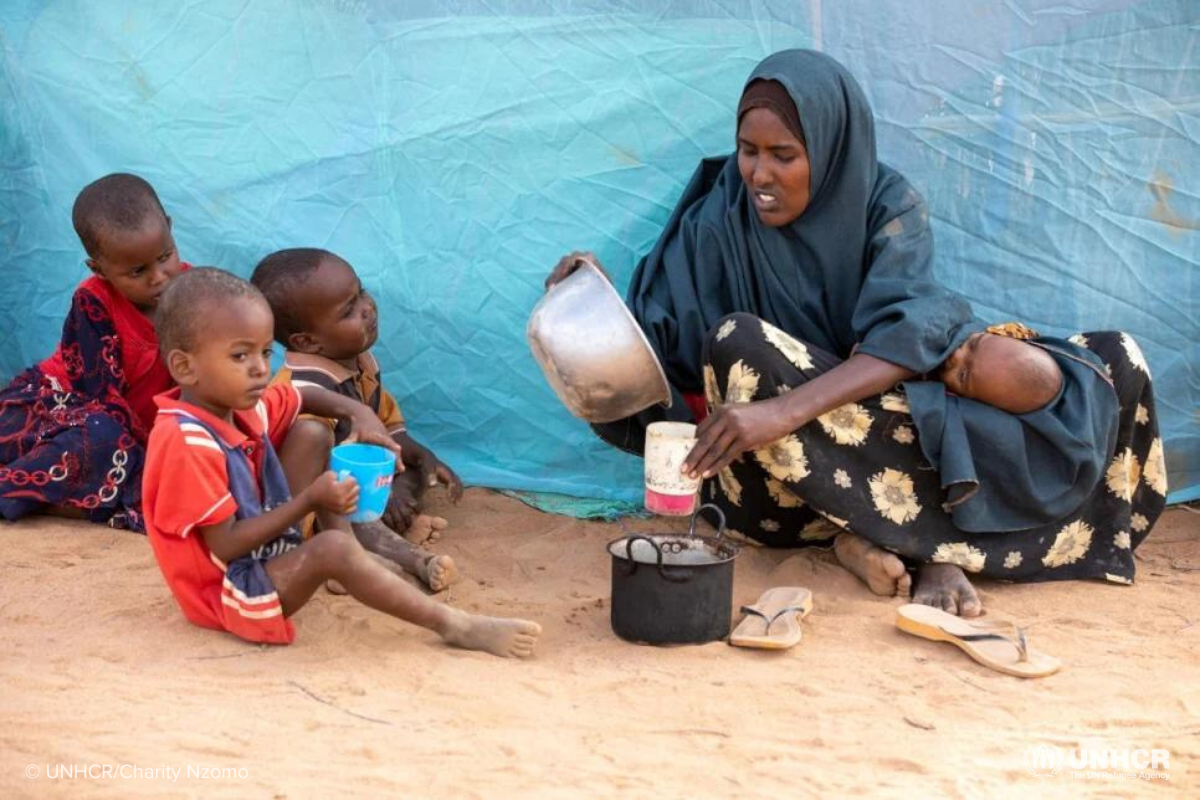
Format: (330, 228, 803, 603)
(689, 503, 727, 542)
(621, 535, 690, 583)
(621, 535, 661, 577)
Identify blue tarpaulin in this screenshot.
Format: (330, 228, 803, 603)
(1, 1, 1195, 505)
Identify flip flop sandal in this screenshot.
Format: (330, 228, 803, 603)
(895, 603, 1061, 678)
(729, 587, 814, 649)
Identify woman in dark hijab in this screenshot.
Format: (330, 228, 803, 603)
(547, 50, 1164, 616)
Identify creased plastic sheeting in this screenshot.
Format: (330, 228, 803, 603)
(0, 1, 1195, 505)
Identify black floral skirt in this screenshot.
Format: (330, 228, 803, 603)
(598, 313, 1166, 584)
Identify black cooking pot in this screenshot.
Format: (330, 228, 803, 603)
(607, 504, 739, 645)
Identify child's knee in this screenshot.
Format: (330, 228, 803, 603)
(308, 528, 359, 570)
(702, 312, 762, 373)
(287, 419, 334, 456)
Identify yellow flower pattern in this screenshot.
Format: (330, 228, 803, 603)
(760, 320, 815, 370)
(718, 467, 743, 507)
(703, 364, 720, 407)
(868, 468, 921, 525)
(765, 477, 804, 508)
(725, 360, 760, 404)
(800, 518, 840, 540)
(1104, 447, 1140, 503)
(754, 436, 810, 483)
(817, 512, 850, 531)
(817, 403, 873, 446)
(1142, 438, 1167, 497)
(1120, 333, 1150, 376)
(1042, 520, 1093, 568)
(932, 542, 986, 573)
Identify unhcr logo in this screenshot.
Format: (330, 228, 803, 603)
(1024, 744, 1063, 777)
(1023, 744, 1170, 780)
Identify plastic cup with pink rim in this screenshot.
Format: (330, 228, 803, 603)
(330, 443, 396, 522)
(643, 421, 701, 516)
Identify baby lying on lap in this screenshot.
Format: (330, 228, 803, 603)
(937, 322, 1063, 413)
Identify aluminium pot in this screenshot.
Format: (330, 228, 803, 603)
(526, 259, 671, 423)
(607, 504, 739, 645)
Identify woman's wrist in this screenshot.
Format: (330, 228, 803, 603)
(777, 386, 817, 430)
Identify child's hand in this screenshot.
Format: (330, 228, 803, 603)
(405, 444, 464, 503)
(430, 460, 464, 502)
(306, 471, 360, 516)
(383, 484, 420, 533)
(344, 410, 405, 469)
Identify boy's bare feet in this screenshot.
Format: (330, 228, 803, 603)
(352, 521, 458, 593)
(404, 514, 448, 546)
(913, 563, 983, 617)
(438, 608, 541, 658)
(834, 532, 912, 597)
(417, 553, 458, 593)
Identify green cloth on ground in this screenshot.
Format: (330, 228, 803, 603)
(501, 490, 648, 520)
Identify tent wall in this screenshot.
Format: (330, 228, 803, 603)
(1, 1, 1195, 502)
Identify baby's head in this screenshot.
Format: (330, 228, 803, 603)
(250, 248, 377, 361)
(939, 333, 1062, 414)
(72, 173, 182, 312)
(156, 267, 275, 414)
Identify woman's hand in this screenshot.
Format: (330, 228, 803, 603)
(545, 251, 612, 291)
(682, 353, 917, 479)
(682, 396, 799, 479)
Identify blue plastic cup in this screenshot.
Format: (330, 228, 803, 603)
(329, 443, 397, 523)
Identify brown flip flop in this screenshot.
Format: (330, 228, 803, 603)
(729, 587, 814, 649)
(896, 603, 1061, 678)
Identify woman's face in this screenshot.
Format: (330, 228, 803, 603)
(737, 107, 811, 226)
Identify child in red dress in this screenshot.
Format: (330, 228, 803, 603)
(0, 173, 188, 529)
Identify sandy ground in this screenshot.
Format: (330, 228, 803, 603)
(1, 490, 1197, 798)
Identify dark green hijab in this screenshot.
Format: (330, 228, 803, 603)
(628, 49, 978, 391)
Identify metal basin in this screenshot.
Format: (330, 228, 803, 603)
(527, 261, 671, 423)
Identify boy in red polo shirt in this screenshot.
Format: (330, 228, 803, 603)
(143, 268, 540, 657)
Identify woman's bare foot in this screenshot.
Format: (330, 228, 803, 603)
(437, 608, 541, 658)
(834, 533, 912, 597)
(404, 514, 448, 546)
(417, 554, 458, 593)
(913, 563, 983, 617)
